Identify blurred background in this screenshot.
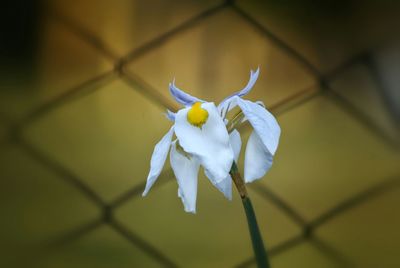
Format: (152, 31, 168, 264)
(0, 0, 400, 267)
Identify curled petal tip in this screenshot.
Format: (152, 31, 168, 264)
(217, 68, 261, 114)
(169, 79, 203, 106)
(142, 189, 148, 197)
(250, 67, 259, 78)
(165, 109, 176, 121)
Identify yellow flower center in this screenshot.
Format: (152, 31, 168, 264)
(187, 102, 208, 128)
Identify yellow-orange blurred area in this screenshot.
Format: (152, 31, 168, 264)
(0, 0, 399, 267)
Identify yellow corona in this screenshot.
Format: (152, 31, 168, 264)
(187, 102, 208, 128)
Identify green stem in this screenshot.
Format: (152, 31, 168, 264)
(242, 196, 270, 268)
(230, 162, 270, 268)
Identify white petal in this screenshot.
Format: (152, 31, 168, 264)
(244, 131, 273, 183)
(170, 141, 200, 213)
(230, 129, 242, 162)
(169, 80, 204, 106)
(235, 97, 280, 155)
(218, 68, 260, 117)
(204, 130, 241, 200)
(142, 127, 174, 196)
(204, 169, 232, 200)
(174, 102, 234, 183)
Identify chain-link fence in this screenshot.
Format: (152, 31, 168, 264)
(1, 0, 400, 267)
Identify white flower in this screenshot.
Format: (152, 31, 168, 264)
(142, 68, 280, 213)
(142, 94, 234, 214)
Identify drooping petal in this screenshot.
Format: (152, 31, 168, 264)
(170, 141, 200, 213)
(169, 80, 204, 106)
(218, 68, 260, 117)
(235, 97, 280, 155)
(142, 127, 174, 196)
(174, 102, 234, 183)
(165, 109, 176, 121)
(230, 129, 242, 162)
(244, 131, 273, 183)
(204, 129, 241, 200)
(204, 169, 232, 200)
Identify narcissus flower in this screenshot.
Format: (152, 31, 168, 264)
(143, 68, 280, 213)
(142, 97, 234, 213)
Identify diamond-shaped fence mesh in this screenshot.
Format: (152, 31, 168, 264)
(1, 1, 399, 267)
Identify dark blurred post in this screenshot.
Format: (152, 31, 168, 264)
(0, 0, 42, 86)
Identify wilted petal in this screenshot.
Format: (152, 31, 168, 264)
(244, 131, 273, 183)
(235, 97, 280, 155)
(169, 80, 204, 106)
(204, 129, 241, 200)
(174, 102, 234, 183)
(218, 68, 260, 117)
(228, 68, 260, 99)
(142, 127, 174, 196)
(170, 141, 200, 213)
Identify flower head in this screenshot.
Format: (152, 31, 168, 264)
(143, 68, 280, 213)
